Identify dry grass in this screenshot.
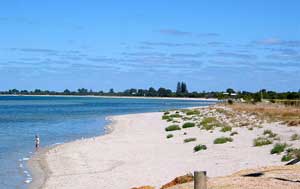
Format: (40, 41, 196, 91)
(164, 165, 300, 189)
(229, 103, 300, 125)
(160, 174, 193, 189)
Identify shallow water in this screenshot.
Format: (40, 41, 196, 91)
(0, 96, 216, 189)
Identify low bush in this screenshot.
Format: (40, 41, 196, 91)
(182, 122, 195, 128)
(166, 134, 174, 139)
(165, 125, 181, 132)
(162, 115, 170, 120)
(186, 109, 200, 115)
(270, 143, 288, 154)
(230, 131, 238, 136)
(253, 137, 272, 146)
(184, 137, 197, 143)
(164, 111, 170, 115)
(263, 129, 277, 138)
(213, 137, 233, 144)
(281, 148, 300, 162)
(169, 114, 182, 118)
(220, 125, 232, 132)
(281, 154, 293, 162)
(290, 133, 300, 141)
(200, 117, 221, 130)
(194, 144, 207, 152)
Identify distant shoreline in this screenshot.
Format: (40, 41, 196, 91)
(0, 94, 218, 101)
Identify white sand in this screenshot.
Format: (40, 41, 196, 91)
(29, 111, 300, 189)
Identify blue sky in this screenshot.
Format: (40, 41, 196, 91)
(0, 0, 299, 92)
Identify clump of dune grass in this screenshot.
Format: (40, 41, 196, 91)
(253, 137, 272, 146)
(270, 143, 288, 154)
(182, 122, 195, 128)
(185, 109, 200, 115)
(169, 113, 182, 118)
(165, 125, 181, 132)
(200, 117, 221, 130)
(220, 125, 232, 132)
(290, 133, 300, 141)
(184, 137, 197, 143)
(213, 137, 233, 144)
(162, 115, 170, 120)
(230, 131, 238, 136)
(229, 103, 300, 124)
(263, 129, 277, 138)
(166, 134, 173, 139)
(194, 144, 207, 152)
(281, 148, 300, 162)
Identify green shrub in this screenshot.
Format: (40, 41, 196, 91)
(253, 137, 272, 146)
(162, 115, 170, 120)
(182, 122, 195, 128)
(164, 111, 170, 115)
(263, 130, 277, 138)
(270, 143, 288, 154)
(201, 117, 217, 125)
(194, 144, 207, 152)
(166, 134, 174, 139)
(213, 137, 233, 144)
(184, 137, 197, 143)
(165, 125, 181, 131)
(186, 109, 200, 115)
(281, 148, 300, 162)
(281, 154, 293, 162)
(290, 133, 300, 141)
(220, 125, 232, 132)
(200, 117, 221, 130)
(169, 114, 182, 118)
(230, 131, 238, 136)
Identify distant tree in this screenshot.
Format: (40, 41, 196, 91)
(226, 88, 235, 94)
(181, 82, 188, 93)
(157, 87, 172, 97)
(63, 89, 71, 94)
(109, 88, 114, 94)
(148, 87, 157, 96)
(176, 82, 182, 94)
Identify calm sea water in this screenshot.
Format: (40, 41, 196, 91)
(0, 96, 216, 189)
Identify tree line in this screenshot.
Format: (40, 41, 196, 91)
(1, 83, 300, 101)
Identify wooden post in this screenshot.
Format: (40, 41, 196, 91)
(194, 171, 207, 189)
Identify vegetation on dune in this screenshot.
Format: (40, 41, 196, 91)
(184, 137, 197, 143)
(281, 148, 300, 162)
(194, 144, 207, 152)
(220, 125, 232, 132)
(166, 134, 174, 139)
(182, 122, 195, 128)
(263, 129, 277, 138)
(253, 137, 272, 146)
(290, 133, 300, 141)
(200, 117, 221, 130)
(185, 109, 200, 115)
(214, 137, 233, 144)
(165, 125, 181, 131)
(270, 143, 288, 154)
(230, 131, 238, 136)
(229, 103, 300, 125)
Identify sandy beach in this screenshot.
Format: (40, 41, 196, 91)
(29, 106, 300, 189)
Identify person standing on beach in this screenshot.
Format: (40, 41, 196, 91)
(35, 135, 40, 150)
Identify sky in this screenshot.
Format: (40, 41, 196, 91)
(0, 0, 299, 92)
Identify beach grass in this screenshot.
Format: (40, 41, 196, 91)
(194, 144, 207, 152)
(290, 133, 300, 141)
(213, 137, 233, 144)
(166, 134, 174, 139)
(253, 137, 272, 146)
(184, 137, 197, 143)
(182, 122, 195, 128)
(220, 125, 232, 132)
(165, 125, 181, 131)
(270, 143, 288, 154)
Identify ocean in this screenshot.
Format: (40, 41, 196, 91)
(0, 96, 216, 189)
